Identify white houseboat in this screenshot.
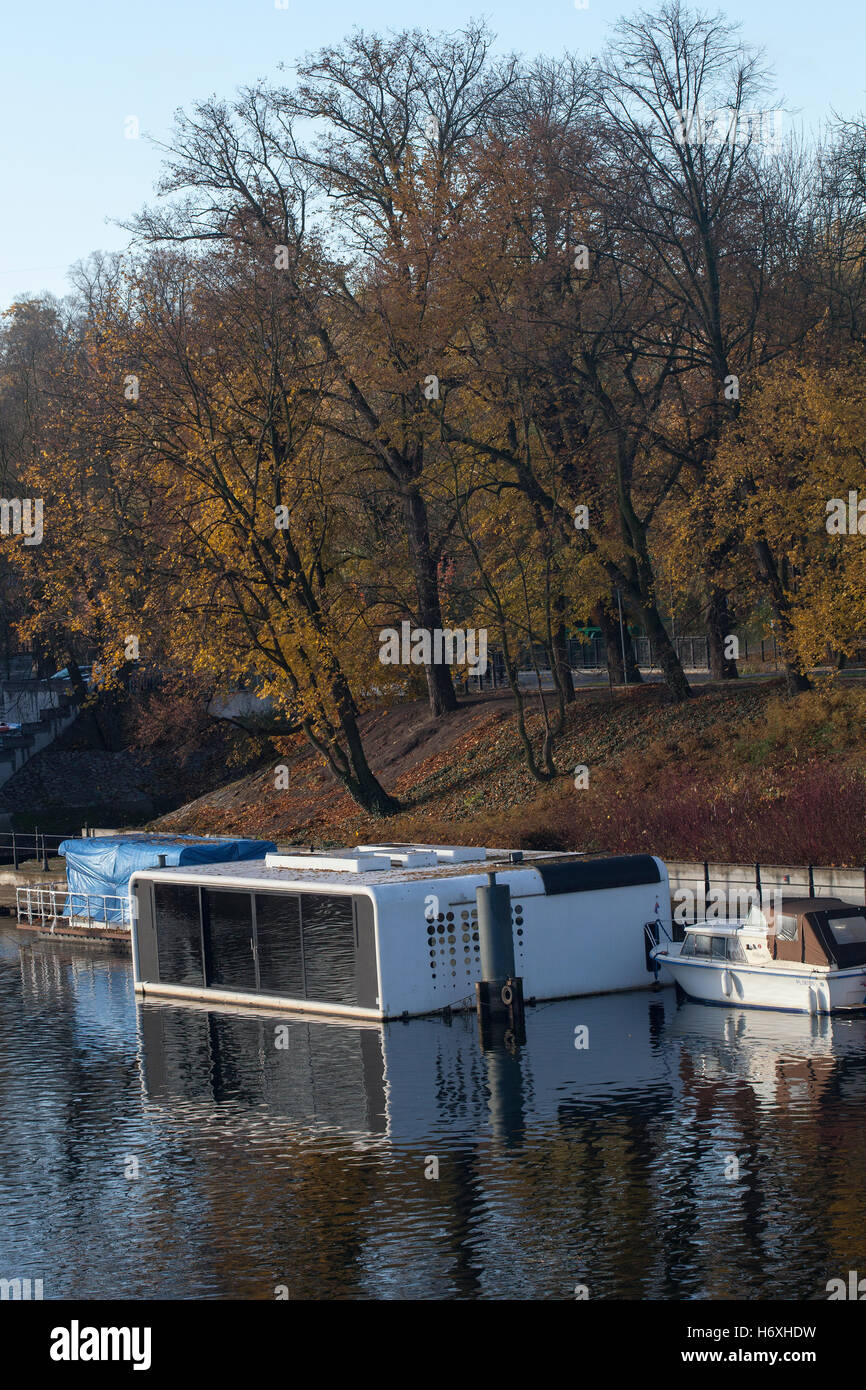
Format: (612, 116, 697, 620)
(651, 895, 866, 1014)
(128, 844, 671, 1020)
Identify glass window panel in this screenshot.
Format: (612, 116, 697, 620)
(776, 913, 799, 941)
(301, 894, 357, 1005)
(711, 937, 727, 960)
(154, 884, 204, 987)
(692, 934, 712, 957)
(827, 912, 866, 945)
(680, 935, 696, 957)
(205, 889, 256, 991)
(726, 936, 746, 963)
(255, 893, 304, 997)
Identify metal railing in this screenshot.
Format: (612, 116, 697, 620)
(15, 884, 134, 930)
(0, 828, 86, 870)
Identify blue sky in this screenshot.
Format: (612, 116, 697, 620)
(1, 0, 863, 310)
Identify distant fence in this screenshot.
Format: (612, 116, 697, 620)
(0, 828, 84, 871)
(465, 633, 782, 689)
(666, 860, 866, 925)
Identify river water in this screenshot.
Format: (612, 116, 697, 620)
(2, 922, 865, 1301)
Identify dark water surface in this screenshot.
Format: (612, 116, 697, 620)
(2, 923, 866, 1300)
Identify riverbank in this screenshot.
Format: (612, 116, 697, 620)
(152, 678, 866, 866)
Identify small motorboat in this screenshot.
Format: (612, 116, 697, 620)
(651, 895, 866, 1014)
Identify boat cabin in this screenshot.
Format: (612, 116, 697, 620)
(128, 845, 671, 1020)
(682, 896, 866, 970)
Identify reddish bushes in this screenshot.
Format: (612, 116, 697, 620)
(494, 759, 866, 864)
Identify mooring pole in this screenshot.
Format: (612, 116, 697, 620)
(475, 871, 525, 1045)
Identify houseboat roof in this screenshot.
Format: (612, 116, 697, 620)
(129, 845, 665, 895)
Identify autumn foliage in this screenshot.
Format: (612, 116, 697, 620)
(1, 6, 865, 815)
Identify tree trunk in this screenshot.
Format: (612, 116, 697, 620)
(752, 538, 812, 695)
(706, 585, 739, 680)
(593, 600, 642, 686)
(402, 485, 459, 716)
(326, 667, 402, 815)
(552, 617, 575, 704)
(635, 602, 692, 701)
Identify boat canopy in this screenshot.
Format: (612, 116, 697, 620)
(764, 896, 866, 969)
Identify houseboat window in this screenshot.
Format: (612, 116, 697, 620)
(680, 935, 695, 956)
(154, 884, 204, 987)
(826, 911, 866, 945)
(726, 937, 746, 963)
(152, 885, 363, 1006)
(300, 893, 357, 1005)
(204, 889, 256, 991)
(710, 937, 727, 960)
(254, 893, 304, 997)
(692, 934, 712, 957)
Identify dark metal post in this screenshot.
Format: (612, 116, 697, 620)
(475, 871, 525, 1044)
(12, 830, 18, 871)
(616, 588, 629, 689)
(41, 833, 49, 872)
(756, 862, 763, 907)
(808, 864, 815, 896)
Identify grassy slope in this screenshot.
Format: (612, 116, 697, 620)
(154, 678, 866, 865)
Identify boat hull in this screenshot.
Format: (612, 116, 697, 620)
(657, 955, 866, 1014)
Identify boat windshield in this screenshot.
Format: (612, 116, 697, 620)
(744, 904, 768, 930)
(681, 933, 745, 962)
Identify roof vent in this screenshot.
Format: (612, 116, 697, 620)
(359, 843, 488, 865)
(265, 852, 392, 873)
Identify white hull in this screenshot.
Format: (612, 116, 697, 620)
(660, 955, 866, 1014)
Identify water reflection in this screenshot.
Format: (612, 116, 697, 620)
(4, 924, 866, 1300)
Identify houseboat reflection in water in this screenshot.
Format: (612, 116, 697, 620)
(137, 990, 679, 1147)
(137, 985, 865, 1149)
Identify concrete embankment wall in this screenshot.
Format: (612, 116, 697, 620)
(666, 860, 866, 919)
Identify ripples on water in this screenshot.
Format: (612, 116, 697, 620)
(2, 923, 866, 1300)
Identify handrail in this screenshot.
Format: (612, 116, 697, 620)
(15, 884, 133, 929)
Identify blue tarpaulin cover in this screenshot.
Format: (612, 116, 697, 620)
(58, 834, 277, 923)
